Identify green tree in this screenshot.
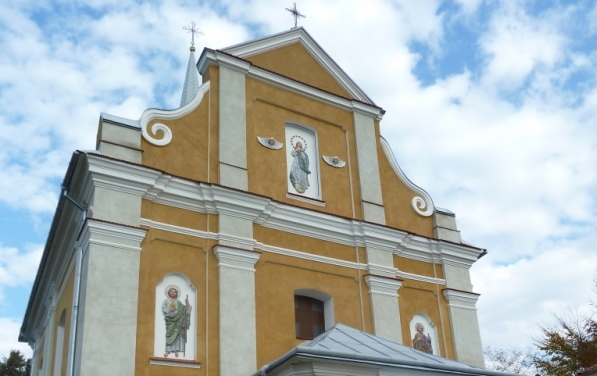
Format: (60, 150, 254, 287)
(0, 350, 31, 376)
(531, 312, 597, 376)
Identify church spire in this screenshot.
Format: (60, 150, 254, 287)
(180, 22, 203, 107)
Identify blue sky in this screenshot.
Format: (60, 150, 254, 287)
(0, 0, 595, 363)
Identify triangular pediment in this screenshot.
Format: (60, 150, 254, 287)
(221, 27, 374, 104)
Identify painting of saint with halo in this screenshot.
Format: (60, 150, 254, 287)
(162, 284, 192, 358)
(412, 323, 433, 354)
(289, 135, 311, 194)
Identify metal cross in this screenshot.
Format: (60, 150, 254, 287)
(285, 3, 306, 28)
(183, 22, 204, 46)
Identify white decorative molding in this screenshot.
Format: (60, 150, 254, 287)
(198, 50, 383, 120)
(322, 155, 345, 168)
(149, 358, 201, 369)
(213, 245, 260, 271)
(140, 81, 211, 146)
(139, 218, 448, 286)
(396, 270, 445, 285)
(364, 275, 402, 298)
(286, 193, 326, 207)
(219, 27, 374, 105)
(379, 137, 434, 217)
(257, 136, 283, 150)
(442, 288, 480, 311)
(85, 153, 484, 270)
(79, 219, 147, 254)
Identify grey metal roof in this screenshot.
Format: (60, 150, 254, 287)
(180, 48, 199, 107)
(255, 324, 518, 376)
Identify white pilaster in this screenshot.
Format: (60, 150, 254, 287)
(219, 63, 249, 190)
(443, 289, 484, 367)
(364, 275, 402, 343)
(214, 245, 261, 376)
(353, 111, 385, 224)
(75, 220, 146, 376)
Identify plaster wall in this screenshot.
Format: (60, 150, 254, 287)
(215, 246, 260, 376)
(353, 112, 384, 223)
(244, 42, 351, 98)
(92, 186, 141, 226)
(245, 79, 360, 219)
(49, 267, 75, 376)
(399, 280, 454, 359)
(76, 242, 140, 376)
(219, 64, 248, 190)
(443, 264, 473, 291)
(447, 306, 484, 367)
(365, 275, 402, 343)
(140, 94, 211, 183)
(96, 121, 142, 163)
(254, 251, 371, 368)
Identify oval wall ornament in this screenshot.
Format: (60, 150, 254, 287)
(257, 136, 283, 150)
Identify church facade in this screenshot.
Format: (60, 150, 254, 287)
(20, 27, 490, 376)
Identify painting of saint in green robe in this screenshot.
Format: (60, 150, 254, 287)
(162, 285, 192, 358)
(289, 141, 310, 193)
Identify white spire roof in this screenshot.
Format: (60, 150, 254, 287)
(180, 47, 199, 107)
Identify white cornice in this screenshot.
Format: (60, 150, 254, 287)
(219, 27, 374, 105)
(213, 245, 261, 272)
(379, 137, 434, 217)
(442, 288, 480, 311)
(79, 219, 147, 253)
(139, 218, 446, 285)
(198, 50, 384, 121)
(84, 154, 483, 270)
(364, 275, 402, 298)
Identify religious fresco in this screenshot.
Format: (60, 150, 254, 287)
(412, 323, 433, 354)
(285, 123, 320, 200)
(409, 313, 439, 356)
(162, 285, 192, 358)
(289, 135, 310, 193)
(155, 273, 196, 360)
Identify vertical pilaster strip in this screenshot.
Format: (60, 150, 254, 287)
(353, 111, 385, 224)
(219, 64, 248, 190)
(364, 275, 403, 343)
(442, 289, 484, 367)
(41, 307, 55, 376)
(214, 245, 261, 376)
(75, 220, 146, 376)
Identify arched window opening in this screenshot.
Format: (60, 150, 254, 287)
(53, 309, 66, 376)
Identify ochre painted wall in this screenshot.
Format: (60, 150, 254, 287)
(394, 254, 454, 359)
(48, 265, 75, 376)
(141, 86, 212, 184)
(245, 77, 363, 219)
(378, 135, 435, 237)
(253, 225, 358, 263)
(255, 251, 372, 367)
(244, 43, 351, 99)
(136, 201, 218, 376)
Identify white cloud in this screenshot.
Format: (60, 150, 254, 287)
(0, 318, 31, 360)
(0, 245, 43, 304)
(473, 245, 595, 350)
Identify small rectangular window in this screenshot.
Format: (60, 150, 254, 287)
(294, 296, 325, 340)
